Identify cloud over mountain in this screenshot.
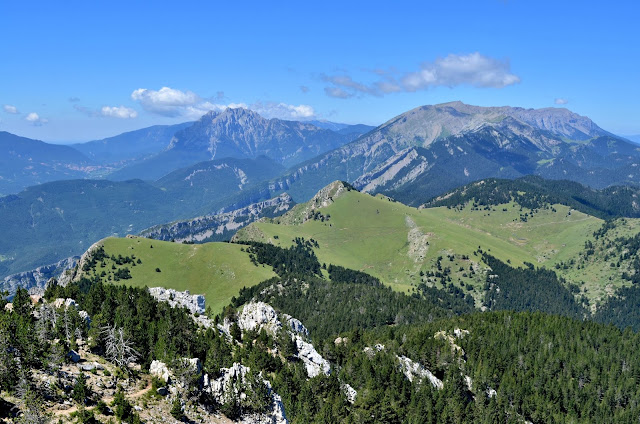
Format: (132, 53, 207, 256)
(131, 86, 315, 120)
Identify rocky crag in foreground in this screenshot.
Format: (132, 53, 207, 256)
(148, 295, 334, 424)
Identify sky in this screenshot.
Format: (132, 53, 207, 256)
(0, 0, 638, 142)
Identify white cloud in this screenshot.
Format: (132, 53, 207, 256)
(101, 105, 138, 119)
(554, 98, 569, 105)
(131, 86, 315, 120)
(3, 104, 19, 114)
(251, 102, 315, 120)
(25, 112, 48, 126)
(323, 52, 521, 98)
(131, 86, 200, 116)
(402, 53, 520, 91)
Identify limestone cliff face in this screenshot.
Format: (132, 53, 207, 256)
(1, 255, 79, 297)
(140, 193, 294, 243)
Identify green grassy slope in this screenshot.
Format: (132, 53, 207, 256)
(80, 237, 276, 313)
(234, 182, 640, 306)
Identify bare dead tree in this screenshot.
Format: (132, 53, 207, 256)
(63, 307, 72, 343)
(172, 358, 202, 404)
(101, 325, 139, 373)
(36, 304, 58, 343)
(19, 389, 51, 424)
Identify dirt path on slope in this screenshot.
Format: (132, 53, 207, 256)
(53, 377, 153, 417)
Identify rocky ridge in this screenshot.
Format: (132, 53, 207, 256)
(148, 287, 206, 315)
(167, 108, 365, 168)
(218, 301, 331, 378)
(1, 256, 79, 297)
(140, 193, 294, 243)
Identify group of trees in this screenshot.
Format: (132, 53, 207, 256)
(424, 175, 640, 219)
(8, 216, 640, 422)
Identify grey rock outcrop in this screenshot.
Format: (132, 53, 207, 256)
(1, 256, 79, 297)
(237, 302, 282, 334)
(294, 335, 331, 378)
(396, 355, 443, 389)
(204, 362, 288, 424)
(220, 302, 330, 379)
(148, 287, 205, 314)
(341, 383, 357, 404)
(139, 193, 294, 243)
(150, 360, 172, 383)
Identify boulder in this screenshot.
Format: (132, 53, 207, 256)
(341, 383, 357, 404)
(67, 350, 80, 363)
(150, 360, 171, 383)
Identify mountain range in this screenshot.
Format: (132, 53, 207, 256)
(2, 101, 640, 282)
(263, 101, 640, 203)
(0, 112, 373, 194)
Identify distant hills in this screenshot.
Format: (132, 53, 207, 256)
(0, 156, 284, 279)
(72, 122, 193, 165)
(0, 131, 93, 195)
(624, 134, 640, 144)
(110, 108, 371, 181)
(2, 101, 640, 282)
(0, 112, 371, 193)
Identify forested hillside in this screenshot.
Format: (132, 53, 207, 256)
(5, 235, 640, 423)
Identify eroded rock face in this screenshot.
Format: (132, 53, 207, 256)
(237, 302, 282, 334)
(1, 256, 79, 297)
(150, 360, 171, 383)
(294, 335, 331, 378)
(148, 287, 205, 314)
(341, 383, 357, 404)
(220, 302, 330, 379)
(140, 193, 294, 243)
(283, 314, 309, 336)
(204, 363, 288, 424)
(396, 355, 443, 390)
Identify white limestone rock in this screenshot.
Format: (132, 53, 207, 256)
(204, 363, 288, 424)
(150, 360, 171, 383)
(149, 358, 201, 386)
(363, 343, 385, 357)
(294, 335, 330, 378)
(396, 355, 443, 390)
(283, 314, 309, 336)
(341, 383, 357, 404)
(148, 287, 206, 314)
(238, 302, 282, 334)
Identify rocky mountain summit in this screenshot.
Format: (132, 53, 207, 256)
(269, 101, 640, 204)
(166, 108, 368, 167)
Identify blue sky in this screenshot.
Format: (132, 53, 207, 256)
(1, 0, 638, 142)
